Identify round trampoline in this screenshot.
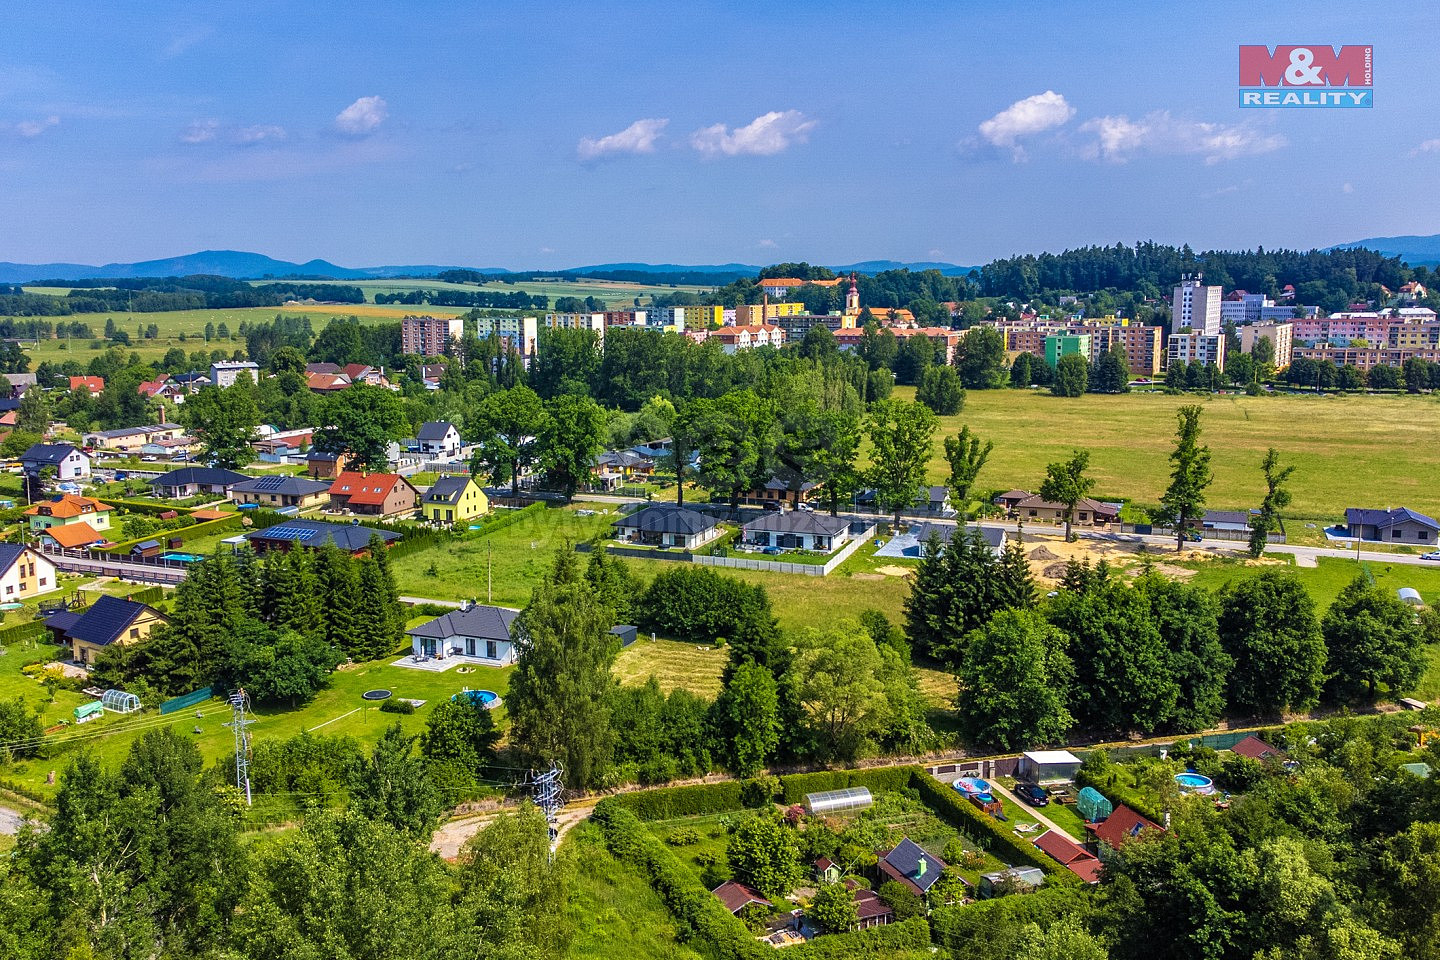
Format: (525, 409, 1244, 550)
(361, 689, 393, 701)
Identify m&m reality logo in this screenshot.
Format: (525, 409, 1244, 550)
(1239, 45, 1373, 108)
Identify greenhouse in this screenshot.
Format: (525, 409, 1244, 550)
(1076, 786, 1113, 823)
(804, 786, 873, 815)
(101, 689, 141, 714)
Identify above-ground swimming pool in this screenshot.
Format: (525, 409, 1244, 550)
(453, 688, 502, 710)
(0, 602, 22, 610)
(161, 552, 206, 563)
(1175, 772, 1216, 795)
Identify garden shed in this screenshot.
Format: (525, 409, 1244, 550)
(979, 866, 1046, 898)
(1398, 587, 1422, 606)
(1076, 786, 1113, 823)
(101, 689, 141, 714)
(1016, 749, 1082, 783)
(804, 786, 873, 815)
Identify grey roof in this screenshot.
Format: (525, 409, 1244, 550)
(926, 485, 950, 502)
(742, 511, 850, 536)
(170, 372, 210, 384)
(132, 539, 161, 551)
(613, 504, 718, 536)
(1345, 507, 1440, 531)
(423, 475, 473, 504)
(1202, 509, 1255, 526)
(596, 450, 647, 469)
(911, 522, 1006, 550)
(231, 475, 331, 497)
(0, 544, 30, 578)
(64, 595, 158, 648)
(882, 838, 945, 894)
(761, 476, 819, 493)
(306, 362, 342, 375)
(244, 519, 401, 551)
(150, 467, 249, 489)
(407, 604, 517, 642)
(417, 421, 457, 442)
(21, 443, 83, 465)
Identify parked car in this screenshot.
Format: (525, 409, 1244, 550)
(1015, 782, 1049, 807)
(797, 502, 814, 512)
(762, 546, 783, 555)
(1422, 551, 1440, 561)
(762, 501, 783, 512)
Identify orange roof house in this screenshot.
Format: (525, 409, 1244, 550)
(1033, 829, 1103, 884)
(69, 376, 105, 393)
(1088, 804, 1162, 852)
(306, 372, 352, 392)
(327, 471, 418, 518)
(137, 378, 167, 397)
(38, 523, 108, 549)
(25, 494, 114, 522)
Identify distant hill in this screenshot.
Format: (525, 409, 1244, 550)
(0, 250, 494, 284)
(0, 250, 977, 284)
(1329, 234, 1440, 266)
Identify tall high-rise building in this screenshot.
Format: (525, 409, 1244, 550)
(401, 315, 465, 357)
(475, 315, 539, 362)
(1172, 275, 1222, 335)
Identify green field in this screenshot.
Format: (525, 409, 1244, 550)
(898, 386, 1440, 522)
(565, 821, 702, 960)
(259, 276, 713, 305)
(3, 646, 509, 799)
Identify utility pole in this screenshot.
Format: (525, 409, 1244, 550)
(487, 540, 492, 603)
(224, 688, 255, 806)
(527, 761, 564, 859)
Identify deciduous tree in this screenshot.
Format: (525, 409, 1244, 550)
(1157, 405, 1212, 551)
(865, 398, 938, 522)
(1038, 450, 1095, 541)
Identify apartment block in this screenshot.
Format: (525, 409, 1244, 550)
(475, 314, 539, 361)
(1293, 344, 1440, 371)
(1044, 333, 1091, 368)
(1166, 332, 1226, 372)
(1172, 276, 1222, 335)
(401, 314, 465, 357)
(1238, 322, 1294, 367)
(544, 313, 607, 337)
(735, 301, 805, 326)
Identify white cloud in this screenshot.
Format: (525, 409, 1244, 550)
(334, 96, 387, 136)
(236, 124, 286, 145)
(757, 239, 777, 249)
(690, 110, 816, 157)
(1342, 182, 1354, 194)
(1411, 138, 1440, 156)
(977, 91, 1074, 159)
(15, 115, 59, 138)
(577, 118, 668, 161)
(1078, 111, 1285, 164)
(181, 119, 219, 143)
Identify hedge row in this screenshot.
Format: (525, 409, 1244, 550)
(94, 497, 185, 516)
(460, 500, 547, 540)
(101, 514, 238, 554)
(776, 767, 919, 806)
(0, 621, 49, 646)
(930, 886, 1093, 960)
(608, 780, 749, 821)
(782, 916, 931, 959)
(128, 585, 166, 606)
(911, 773, 1077, 880)
(592, 799, 770, 960)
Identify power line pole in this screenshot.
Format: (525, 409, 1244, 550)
(224, 688, 255, 806)
(527, 761, 564, 859)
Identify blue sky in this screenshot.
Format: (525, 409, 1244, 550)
(1, 1, 1433, 269)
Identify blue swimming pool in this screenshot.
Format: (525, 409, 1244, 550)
(1175, 772, 1216, 794)
(453, 689, 502, 710)
(161, 552, 206, 563)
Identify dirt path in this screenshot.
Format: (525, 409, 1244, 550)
(428, 802, 594, 860)
(987, 780, 1075, 839)
(0, 804, 29, 835)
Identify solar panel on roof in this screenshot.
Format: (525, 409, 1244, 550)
(264, 524, 318, 541)
(252, 475, 288, 490)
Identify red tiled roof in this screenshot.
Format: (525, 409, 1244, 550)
(1230, 734, 1288, 763)
(189, 508, 230, 521)
(25, 494, 114, 520)
(1090, 804, 1161, 850)
(137, 379, 167, 397)
(711, 880, 770, 914)
(330, 471, 409, 507)
(306, 372, 351, 391)
(341, 363, 374, 379)
(1033, 828, 1102, 883)
(70, 376, 104, 392)
(853, 888, 894, 920)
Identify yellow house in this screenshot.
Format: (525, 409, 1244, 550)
(421, 475, 490, 525)
(681, 304, 725, 329)
(59, 595, 169, 666)
(735, 301, 804, 325)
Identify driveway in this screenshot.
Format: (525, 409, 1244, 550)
(986, 779, 1077, 839)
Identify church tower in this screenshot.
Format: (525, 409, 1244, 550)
(846, 272, 860, 315)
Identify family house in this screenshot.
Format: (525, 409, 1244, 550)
(611, 504, 722, 550)
(421, 475, 489, 524)
(21, 443, 91, 482)
(37, 523, 107, 550)
(1344, 507, 1440, 545)
(69, 375, 104, 393)
(26, 494, 113, 534)
(305, 449, 353, 479)
(148, 467, 250, 499)
(242, 518, 400, 554)
(82, 423, 185, 452)
(416, 421, 462, 460)
(711, 880, 771, 917)
(0, 544, 57, 600)
(1001, 492, 1119, 527)
(742, 511, 852, 552)
(1087, 804, 1162, 858)
(740, 476, 822, 508)
(230, 475, 331, 510)
(593, 450, 655, 489)
(139, 437, 197, 459)
(1033, 829, 1102, 884)
(877, 838, 947, 899)
(1201, 509, 1257, 534)
(327, 472, 418, 518)
(1228, 734, 1290, 764)
(406, 602, 519, 664)
(50, 595, 168, 666)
